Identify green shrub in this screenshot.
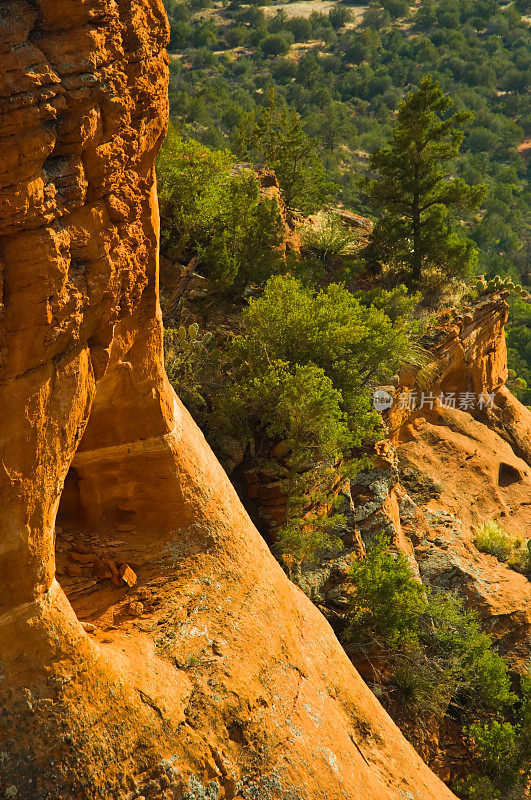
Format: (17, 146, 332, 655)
(381, 0, 412, 19)
(300, 214, 363, 281)
(419, 592, 516, 713)
(227, 275, 419, 417)
(343, 536, 516, 729)
(474, 520, 514, 562)
(456, 691, 531, 800)
(355, 285, 427, 351)
(213, 358, 357, 569)
(275, 512, 344, 574)
(328, 6, 352, 29)
(286, 16, 312, 41)
(345, 536, 427, 650)
(209, 275, 426, 472)
(454, 775, 499, 800)
(157, 127, 284, 291)
(220, 360, 353, 459)
(164, 324, 214, 416)
(468, 721, 520, 783)
(260, 33, 291, 57)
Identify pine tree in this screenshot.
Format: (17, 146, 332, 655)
(364, 76, 487, 286)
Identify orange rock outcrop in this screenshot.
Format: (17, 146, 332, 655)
(362, 296, 531, 670)
(0, 2, 460, 799)
(395, 298, 531, 668)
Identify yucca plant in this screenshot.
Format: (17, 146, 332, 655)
(301, 214, 362, 277)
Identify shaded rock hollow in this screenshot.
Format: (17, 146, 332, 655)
(0, 1, 461, 798)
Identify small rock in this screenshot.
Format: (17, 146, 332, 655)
(80, 622, 96, 633)
(70, 551, 97, 564)
(72, 543, 93, 554)
(119, 564, 137, 587)
(66, 563, 84, 578)
(94, 558, 113, 580)
(212, 639, 225, 656)
(105, 558, 122, 586)
(128, 601, 144, 617)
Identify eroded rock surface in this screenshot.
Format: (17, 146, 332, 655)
(0, 2, 458, 799)
(362, 298, 531, 668)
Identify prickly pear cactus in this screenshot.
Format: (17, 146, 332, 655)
(175, 323, 213, 356)
(475, 274, 529, 300)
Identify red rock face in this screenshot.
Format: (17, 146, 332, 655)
(373, 298, 531, 670)
(0, 3, 458, 798)
(0, 0, 171, 607)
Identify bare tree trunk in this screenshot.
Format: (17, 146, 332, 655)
(412, 188, 422, 282)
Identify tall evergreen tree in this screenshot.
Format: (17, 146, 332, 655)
(364, 76, 487, 286)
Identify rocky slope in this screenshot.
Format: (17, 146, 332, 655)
(296, 293, 531, 677)
(390, 296, 531, 669)
(0, 2, 459, 799)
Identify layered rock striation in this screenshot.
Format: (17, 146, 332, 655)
(0, 2, 459, 799)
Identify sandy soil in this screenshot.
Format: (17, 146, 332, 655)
(261, 0, 366, 19)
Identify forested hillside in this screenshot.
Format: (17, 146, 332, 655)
(163, 0, 529, 283)
(162, 0, 530, 401)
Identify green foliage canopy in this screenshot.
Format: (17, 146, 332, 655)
(227, 275, 417, 416)
(157, 127, 284, 291)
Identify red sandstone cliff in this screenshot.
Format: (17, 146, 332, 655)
(0, 2, 459, 799)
